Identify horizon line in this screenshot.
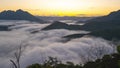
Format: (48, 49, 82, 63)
(0, 9, 118, 17)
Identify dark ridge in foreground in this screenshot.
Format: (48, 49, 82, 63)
(0, 9, 45, 23)
(42, 21, 81, 30)
(27, 46, 120, 68)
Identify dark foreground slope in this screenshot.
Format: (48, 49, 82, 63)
(27, 46, 120, 68)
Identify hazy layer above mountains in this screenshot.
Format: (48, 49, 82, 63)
(37, 16, 93, 22)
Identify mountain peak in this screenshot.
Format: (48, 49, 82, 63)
(42, 21, 81, 30)
(16, 9, 28, 13)
(0, 9, 45, 23)
(87, 9, 120, 23)
(16, 9, 24, 12)
(82, 9, 120, 31)
(108, 10, 120, 17)
(16, 9, 23, 11)
(0, 10, 15, 14)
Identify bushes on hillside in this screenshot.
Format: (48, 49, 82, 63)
(27, 45, 120, 68)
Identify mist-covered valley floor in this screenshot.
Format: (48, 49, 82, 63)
(0, 20, 116, 68)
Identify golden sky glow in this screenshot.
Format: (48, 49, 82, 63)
(0, 0, 120, 16)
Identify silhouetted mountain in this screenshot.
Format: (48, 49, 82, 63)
(88, 10, 120, 23)
(37, 16, 92, 21)
(42, 21, 81, 30)
(0, 9, 45, 23)
(81, 10, 120, 31)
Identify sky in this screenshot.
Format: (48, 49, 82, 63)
(0, 0, 120, 16)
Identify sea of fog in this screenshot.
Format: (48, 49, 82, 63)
(0, 20, 116, 68)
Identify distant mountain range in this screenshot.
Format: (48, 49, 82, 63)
(37, 16, 93, 22)
(1, 9, 120, 40)
(0, 9, 45, 23)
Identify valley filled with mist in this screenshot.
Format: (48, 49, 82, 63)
(0, 20, 116, 68)
(0, 9, 120, 68)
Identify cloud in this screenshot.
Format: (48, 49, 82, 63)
(0, 20, 116, 68)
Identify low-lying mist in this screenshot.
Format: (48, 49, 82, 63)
(0, 20, 116, 68)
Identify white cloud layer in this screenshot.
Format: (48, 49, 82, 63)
(0, 20, 116, 68)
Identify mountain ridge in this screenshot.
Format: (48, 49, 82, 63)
(0, 9, 45, 23)
(42, 21, 81, 30)
(80, 9, 120, 31)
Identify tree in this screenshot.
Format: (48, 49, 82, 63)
(10, 40, 27, 68)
